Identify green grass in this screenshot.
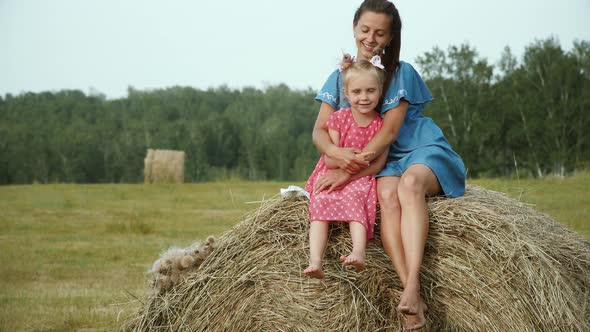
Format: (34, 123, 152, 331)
(0, 176, 588, 331)
(470, 172, 590, 238)
(0, 181, 292, 332)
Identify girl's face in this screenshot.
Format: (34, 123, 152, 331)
(353, 11, 392, 61)
(345, 73, 381, 115)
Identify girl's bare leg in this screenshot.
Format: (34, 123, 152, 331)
(339, 221, 367, 271)
(377, 176, 408, 285)
(304, 221, 330, 279)
(397, 164, 441, 330)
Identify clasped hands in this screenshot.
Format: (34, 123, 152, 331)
(313, 147, 376, 194)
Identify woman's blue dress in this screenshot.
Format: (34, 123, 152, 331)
(315, 61, 466, 197)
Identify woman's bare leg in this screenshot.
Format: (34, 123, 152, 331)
(377, 176, 408, 285)
(304, 221, 330, 279)
(397, 164, 441, 330)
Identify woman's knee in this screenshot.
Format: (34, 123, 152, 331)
(398, 172, 427, 198)
(377, 185, 401, 212)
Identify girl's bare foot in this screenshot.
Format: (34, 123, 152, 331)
(339, 253, 366, 272)
(304, 263, 325, 279)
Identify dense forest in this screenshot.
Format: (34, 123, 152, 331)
(1, 38, 589, 184)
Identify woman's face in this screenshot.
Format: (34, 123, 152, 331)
(353, 11, 392, 61)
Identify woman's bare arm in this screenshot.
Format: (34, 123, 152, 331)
(312, 102, 337, 153)
(324, 128, 340, 169)
(311, 100, 410, 193)
(312, 102, 368, 173)
(313, 148, 389, 194)
(350, 150, 388, 181)
(361, 100, 409, 160)
(313, 149, 388, 193)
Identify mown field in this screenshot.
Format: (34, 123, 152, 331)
(1, 174, 588, 331)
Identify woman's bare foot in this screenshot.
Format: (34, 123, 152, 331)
(304, 263, 325, 279)
(398, 284, 422, 315)
(399, 285, 428, 331)
(339, 253, 366, 272)
(402, 301, 427, 331)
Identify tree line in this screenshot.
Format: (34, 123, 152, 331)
(1, 38, 588, 184)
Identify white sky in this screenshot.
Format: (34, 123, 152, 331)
(2, 0, 589, 99)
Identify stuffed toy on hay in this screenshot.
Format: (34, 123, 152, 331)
(126, 185, 590, 331)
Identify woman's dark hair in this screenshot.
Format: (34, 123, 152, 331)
(353, 0, 401, 93)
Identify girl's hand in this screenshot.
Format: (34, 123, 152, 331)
(314, 169, 352, 194)
(329, 147, 369, 173)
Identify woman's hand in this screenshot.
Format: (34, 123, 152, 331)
(328, 147, 369, 173)
(314, 169, 352, 194)
(355, 150, 377, 163)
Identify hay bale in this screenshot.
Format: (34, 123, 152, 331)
(126, 185, 590, 331)
(144, 149, 185, 184)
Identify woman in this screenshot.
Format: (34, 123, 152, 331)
(311, 0, 466, 330)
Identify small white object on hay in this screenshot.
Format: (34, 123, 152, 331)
(149, 236, 216, 293)
(126, 185, 590, 331)
(144, 149, 185, 184)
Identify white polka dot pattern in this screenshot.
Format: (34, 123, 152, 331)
(305, 108, 383, 240)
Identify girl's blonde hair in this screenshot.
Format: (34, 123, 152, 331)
(340, 56, 386, 92)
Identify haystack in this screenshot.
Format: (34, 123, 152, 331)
(126, 185, 590, 331)
(144, 149, 185, 184)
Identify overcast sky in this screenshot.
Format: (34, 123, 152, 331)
(2, 0, 589, 99)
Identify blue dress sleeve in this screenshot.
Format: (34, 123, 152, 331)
(381, 61, 433, 114)
(314, 69, 341, 109)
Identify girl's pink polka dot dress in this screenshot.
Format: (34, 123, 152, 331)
(305, 108, 383, 240)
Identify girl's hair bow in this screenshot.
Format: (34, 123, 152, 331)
(339, 53, 355, 72)
(369, 55, 385, 70)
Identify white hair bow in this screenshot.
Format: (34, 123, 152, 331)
(369, 55, 385, 70)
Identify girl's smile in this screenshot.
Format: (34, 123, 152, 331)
(345, 74, 381, 126)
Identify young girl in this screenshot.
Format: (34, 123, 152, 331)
(303, 54, 388, 280)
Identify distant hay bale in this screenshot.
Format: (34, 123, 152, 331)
(144, 149, 185, 184)
(126, 185, 590, 331)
